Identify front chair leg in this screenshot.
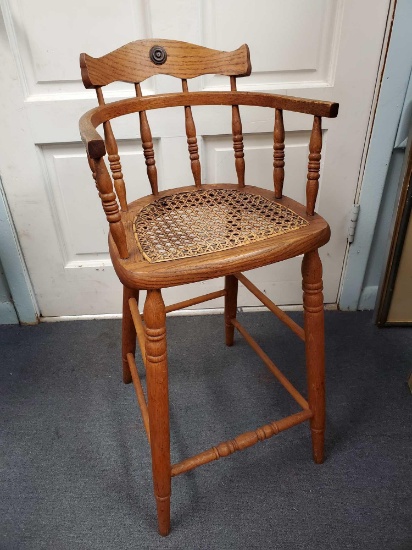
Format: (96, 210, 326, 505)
(144, 289, 171, 536)
(122, 286, 139, 384)
(302, 250, 325, 464)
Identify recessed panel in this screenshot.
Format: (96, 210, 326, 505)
(201, 0, 341, 90)
(6, 0, 148, 96)
(203, 131, 315, 205)
(40, 140, 155, 265)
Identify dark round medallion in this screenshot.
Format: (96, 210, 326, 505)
(149, 45, 167, 65)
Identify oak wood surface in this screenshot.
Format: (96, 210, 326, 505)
(80, 91, 338, 158)
(96, 87, 128, 211)
(144, 289, 171, 536)
(80, 40, 251, 88)
(235, 272, 305, 341)
(273, 109, 285, 198)
(135, 83, 159, 196)
(230, 77, 245, 187)
(127, 352, 150, 442)
(128, 296, 146, 367)
(79, 38, 336, 536)
(122, 286, 138, 383)
(231, 318, 309, 410)
(302, 250, 325, 463)
(109, 184, 330, 289)
(182, 79, 201, 187)
(306, 116, 322, 216)
(224, 275, 238, 346)
(171, 410, 312, 477)
(94, 157, 128, 259)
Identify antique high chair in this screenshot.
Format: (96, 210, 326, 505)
(79, 39, 338, 535)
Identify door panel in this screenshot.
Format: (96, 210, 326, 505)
(0, 0, 392, 315)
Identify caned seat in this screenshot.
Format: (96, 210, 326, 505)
(110, 184, 330, 288)
(79, 39, 338, 536)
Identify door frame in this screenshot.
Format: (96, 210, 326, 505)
(0, 176, 39, 324)
(338, 0, 412, 311)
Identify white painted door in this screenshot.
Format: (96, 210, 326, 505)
(0, 0, 391, 316)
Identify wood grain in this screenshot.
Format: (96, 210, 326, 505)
(96, 87, 128, 211)
(302, 250, 325, 463)
(80, 40, 251, 88)
(230, 77, 245, 187)
(127, 352, 150, 442)
(306, 116, 322, 216)
(224, 275, 238, 346)
(171, 410, 312, 476)
(109, 184, 330, 290)
(79, 39, 338, 536)
(182, 79, 201, 187)
(144, 289, 171, 536)
(235, 272, 305, 341)
(273, 109, 285, 198)
(135, 83, 159, 196)
(122, 286, 138, 383)
(128, 296, 146, 367)
(231, 318, 309, 410)
(94, 157, 128, 258)
(80, 92, 338, 158)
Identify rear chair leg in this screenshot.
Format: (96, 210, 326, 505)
(122, 286, 139, 384)
(225, 275, 238, 346)
(144, 289, 171, 536)
(302, 250, 325, 464)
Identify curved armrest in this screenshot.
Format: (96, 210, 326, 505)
(79, 91, 339, 159)
(79, 114, 106, 159)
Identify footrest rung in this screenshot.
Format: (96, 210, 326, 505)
(235, 272, 305, 341)
(129, 297, 146, 368)
(127, 352, 150, 443)
(231, 318, 309, 410)
(171, 409, 312, 477)
(165, 289, 226, 314)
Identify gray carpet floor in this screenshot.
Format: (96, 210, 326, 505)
(0, 311, 411, 549)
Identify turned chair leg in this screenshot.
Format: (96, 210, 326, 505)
(122, 286, 139, 384)
(225, 275, 238, 346)
(302, 250, 325, 464)
(144, 289, 171, 536)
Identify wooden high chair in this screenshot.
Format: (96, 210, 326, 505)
(79, 39, 338, 535)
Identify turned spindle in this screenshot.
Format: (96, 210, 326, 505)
(94, 156, 128, 259)
(135, 83, 159, 196)
(306, 116, 322, 216)
(230, 76, 245, 187)
(273, 109, 285, 198)
(182, 79, 201, 187)
(87, 152, 97, 189)
(96, 87, 128, 211)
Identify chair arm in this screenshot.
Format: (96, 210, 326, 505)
(79, 109, 106, 159)
(80, 92, 338, 159)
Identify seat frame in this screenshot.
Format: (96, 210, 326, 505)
(79, 39, 338, 536)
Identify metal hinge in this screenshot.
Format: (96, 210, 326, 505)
(347, 204, 360, 244)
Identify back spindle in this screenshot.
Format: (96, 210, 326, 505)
(96, 87, 128, 211)
(94, 156, 128, 259)
(182, 79, 201, 187)
(135, 83, 159, 196)
(230, 77, 245, 187)
(87, 152, 97, 189)
(273, 109, 285, 199)
(306, 116, 322, 216)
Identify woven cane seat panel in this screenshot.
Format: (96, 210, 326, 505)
(133, 189, 309, 263)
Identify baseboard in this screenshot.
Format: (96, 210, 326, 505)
(40, 303, 338, 322)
